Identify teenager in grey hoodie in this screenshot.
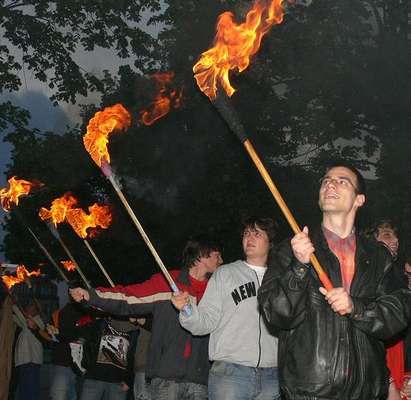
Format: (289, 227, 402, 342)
(172, 217, 280, 400)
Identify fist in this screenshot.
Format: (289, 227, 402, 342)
(171, 291, 190, 311)
(291, 226, 315, 264)
(319, 287, 353, 315)
(69, 287, 90, 303)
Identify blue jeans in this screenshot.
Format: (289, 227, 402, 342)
(79, 378, 128, 400)
(208, 361, 280, 400)
(150, 378, 207, 400)
(134, 372, 151, 400)
(49, 365, 79, 400)
(15, 363, 41, 400)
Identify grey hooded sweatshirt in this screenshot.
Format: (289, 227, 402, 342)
(180, 260, 278, 368)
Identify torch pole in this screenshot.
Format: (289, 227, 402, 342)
(12, 208, 69, 282)
(105, 174, 176, 289)
(243, 139, 333, 290)
(211, 92, 333, 290)
(45, 223, 91, 289)
(83, 239, 115, 287)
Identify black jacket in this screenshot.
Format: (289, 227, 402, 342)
(258, 228, 411, 400)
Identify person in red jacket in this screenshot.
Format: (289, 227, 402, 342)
(70, 234, 223, 400)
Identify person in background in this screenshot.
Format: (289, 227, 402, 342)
(172, 217, 280, 400)
(70, 234, 223, 400)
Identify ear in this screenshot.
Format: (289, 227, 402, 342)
(355, 194, 366, 208)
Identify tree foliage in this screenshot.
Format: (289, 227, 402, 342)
(2, 0, 411, 283)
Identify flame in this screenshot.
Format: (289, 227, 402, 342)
(193, 0, 285, 100)
(140, 72, 183, 126)
(1, 265, 41, 289)
(39, 193, 78, 226)
(83, 104, 132, 167)
(60, 260, 76, 272)
(0, 177, 38, 211)
(66, 204, 112, 239)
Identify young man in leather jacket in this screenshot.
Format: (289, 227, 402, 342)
(258, 163, 411, 400)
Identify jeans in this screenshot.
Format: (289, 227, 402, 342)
(79, 378, 128, 400)
(15, 363, 41, 400)
(49, 365, 79, 400)
(208, 361, 280, 400)
(134, 372, 151, 400)
(150, 377, 207, 400)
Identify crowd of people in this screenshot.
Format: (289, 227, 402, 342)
(1, 162, 411, 400)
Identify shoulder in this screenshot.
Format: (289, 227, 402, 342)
(211, 260, 246, 280)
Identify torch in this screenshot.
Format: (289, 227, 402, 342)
(38, 194, 91, 289)
(83, 104, 192, 314)
(193, 0, 333, 290)
(64, 202, 115, 287)
(0, 177, 69, 282)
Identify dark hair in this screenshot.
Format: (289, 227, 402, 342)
(370, 219, 399, 238)
(323, 162, 366, 195)
(241, 216, 278, 247)
(405, 254, 411, 265)
(182, 234, 222, 269)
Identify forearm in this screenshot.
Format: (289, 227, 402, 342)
(88, 289, 155, 316)
(179, 298, 219, 336)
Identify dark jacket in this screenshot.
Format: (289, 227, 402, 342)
(87, 269, 210, 385)
(258, 228, 411, 400)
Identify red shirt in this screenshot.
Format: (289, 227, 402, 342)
(322, 226, 356, 293)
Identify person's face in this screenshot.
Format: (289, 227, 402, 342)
(375, 227, 399, 256)
(242, 225, 271, 260)
(318, 166, 365, 215)
(199, 250, 223, 273)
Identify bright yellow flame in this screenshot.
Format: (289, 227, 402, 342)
(66, 204, 112, 239)
(60, 260, 76, 271)
(193, 0, 285, 100)
(0, 177, 36, 211)
(1, 265, 41, 289)
(39, 193, 77, 226)
(83, 104, 132, 167)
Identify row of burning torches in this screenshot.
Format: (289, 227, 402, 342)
(0, 0, 333, 309)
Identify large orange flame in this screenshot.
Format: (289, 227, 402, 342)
(1, 265, 41, 289)
(83, 104, 132, 167)
(60, 260, 76, 272)
(140, 72, 183, 126)
(0, 177, 38, 211)
(193, 0, 285, 100)
(66, 204, 112, 239)
(39, 193, 78, 226)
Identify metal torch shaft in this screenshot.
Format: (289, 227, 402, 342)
(46, 224, 91, 289)
(106, 174, 177, 289)
(25, 225, 69, 283)
(243, 139, 333, 291)
(83, 239, 115, 287)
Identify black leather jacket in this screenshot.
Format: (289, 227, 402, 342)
(258, 228, 411, 400)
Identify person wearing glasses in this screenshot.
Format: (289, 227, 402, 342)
(258, 163, 411, 400)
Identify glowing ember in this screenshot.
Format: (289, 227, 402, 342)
(140, 72, 183, 126)
(0, 177, 40, 211)
(60, 260, 76, 272)
(83, 104, 132, 167)
(193, 0, 285, 100)
(66, 204, 112, 239)
(39, 193, 78, 226)
(1, 265, 41, 289)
